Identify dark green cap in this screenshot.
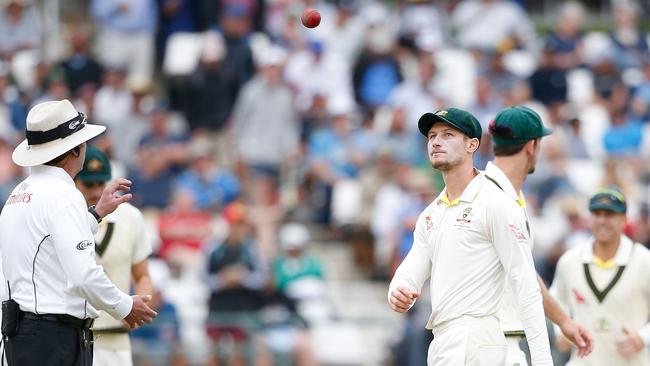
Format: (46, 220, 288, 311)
(489, 106, 553, 147)
(589, 188, 627, 214)
(76, 146, 111, 183)
(418, 108, 482, 141)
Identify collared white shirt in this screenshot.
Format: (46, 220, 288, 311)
(485, 161, 534, 333)
(389, 172, 552, 365)
(552, 235, 650, 366)
(0, 165, 133, 320)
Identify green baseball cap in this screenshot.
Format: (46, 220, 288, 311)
(76, 145, 111, 183)
(418, 108, 482, 141)
(489, 106, 553, 147)
(589, 188, 627, 214)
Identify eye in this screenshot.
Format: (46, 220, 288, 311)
(445, 133, 453, 137)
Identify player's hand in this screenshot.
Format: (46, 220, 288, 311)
(617, 327, 644, 359)
(95, 178, 133, 218)
(388, 286, 419, 313)
(123, 295, 158, 329)
(559, 318, 594, 357)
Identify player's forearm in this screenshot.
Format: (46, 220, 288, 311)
(134, 275, 154, 296)
(518, 285, 553, 365)
(538, 273, 570, 326)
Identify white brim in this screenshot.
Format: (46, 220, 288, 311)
(12, 124, 106, 167)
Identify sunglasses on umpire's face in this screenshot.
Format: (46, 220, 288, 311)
(80, 181, 106, 189)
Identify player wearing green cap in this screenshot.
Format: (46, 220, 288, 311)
(551, 188, 650, 366)
(486, 105, 593, 365)
(389, 108, 552, 365)
(75, 146, 153, 366)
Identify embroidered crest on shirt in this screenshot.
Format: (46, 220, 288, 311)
(508, 224, 528, 242)
(453, 207, 473, 229)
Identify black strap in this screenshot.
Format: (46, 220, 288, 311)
(25, 113, 86, 145)
(95, 222, 114, 257)
(484, 175, 503, 191)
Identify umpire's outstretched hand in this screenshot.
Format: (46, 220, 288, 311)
(123, 295, 158, 329)
(95, 178, 133, 218)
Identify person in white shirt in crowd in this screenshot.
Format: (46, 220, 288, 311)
(552, 188, 650, 366)
(0, 99, 157, 366)
(74, 146, 153, 366)
(388, 107, 552, 365)
(486, 105, 593, 365)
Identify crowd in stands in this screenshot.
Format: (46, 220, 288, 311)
(1, 0, 650, 364)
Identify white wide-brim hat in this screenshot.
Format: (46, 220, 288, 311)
(12, 99, 106, 167)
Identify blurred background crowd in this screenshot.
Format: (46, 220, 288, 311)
(0, 0, 649, 364)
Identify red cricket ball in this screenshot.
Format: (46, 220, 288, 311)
(301, 9, 321, 28)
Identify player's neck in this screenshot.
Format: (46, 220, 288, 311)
(593, 236, 621, 262)
(442, 164, 478, 201)
(493, 156, 526, 193)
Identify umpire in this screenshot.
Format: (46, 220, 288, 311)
(0, 100, 157, 366)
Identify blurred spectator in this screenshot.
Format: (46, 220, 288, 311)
(218, 3, 256, 98)
(609, 0, 649, 71)
(58, 27, 104, 96)
(158, 189, 214, 270)
(389, 50, 443, 134)
(398, 0, 445, 52)
(544, 1, 585, 70)
(529, 46, 568, 108)
(377, 107, 422, 166)
(156, 0, 198, 63)
(272, 223, 324, 294)
(468, 76, 503, 131)
(93, 65, 133, 130)
(450, 0, 537, 53)
(0, 135, 23, 207)
(563, 117, 590, 160)
(197, 0, 265, 33)
(630, 59, 650, 121)
(231, 45, 299, 190)
(0, 0, 41, 60)
(178, 31, 237, 135)
(91, 0, 157, 86)
(323, 1, 365, 63)
(175, 138, 241, 212)
(353, 23, 402, 110)
(483, 50, 521, 99)
(204, 202, 268, 365)
(603, 109, 643, 157)
(129, 106, 190, 208)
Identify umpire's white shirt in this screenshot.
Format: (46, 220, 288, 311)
(0, 165, 133, 320)
(389, 172, 552, 365)
(551, 235, 650, 366)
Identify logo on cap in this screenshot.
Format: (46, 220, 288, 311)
(87, 158, 103, 172)
(436, 110, 448, 117)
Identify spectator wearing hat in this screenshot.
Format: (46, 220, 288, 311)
(73, 146, 153, 366)
(0, 0, 41, 60)
(272, 223, 324, 294)
(552, 188, 650, 366)
(0, 99, 157, 366)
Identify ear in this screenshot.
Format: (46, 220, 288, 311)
(71, 146, 80, 157)
(467, 138, 480, 153)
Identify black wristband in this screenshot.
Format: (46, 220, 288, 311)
(88, 205, 102, 223)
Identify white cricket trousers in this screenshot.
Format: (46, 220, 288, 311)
(93, 348, 132, 366)
(505, 335, 528, 366)
(427, 315, 507, 366)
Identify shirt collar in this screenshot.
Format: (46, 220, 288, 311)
(582, 235, 634, 266)
(435, 169, 483, 206)
(30, 165, 75, 187)
(484, 162, 519, 202)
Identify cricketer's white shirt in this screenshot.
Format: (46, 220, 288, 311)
(389, 172, 552, 365)
(0, 165, 132, 320)
(551, 236, 650, 366)
(93, 202, 152, 350)
(485, 162, 533, 334)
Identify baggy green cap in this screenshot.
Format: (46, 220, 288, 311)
(490, 106, 553, 147)
(589, 188, 627, 214)
(418, 108, 482, 142)
(76, 145, 111, 183)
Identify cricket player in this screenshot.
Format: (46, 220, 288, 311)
(487, 106, 593, 365)
(388, 108, 552, 365)
(74, 146, 153, 366)
(552, 188, 650, 366)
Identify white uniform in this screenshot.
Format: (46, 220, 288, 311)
(389, 172, 552, 366)
(485, 162, 533, 366)
(93, 203, 152, 366)
(551, 235, 650, 366)
(0, 165, 132, 320)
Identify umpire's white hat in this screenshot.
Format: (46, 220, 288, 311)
(12, 99, 106, 167)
